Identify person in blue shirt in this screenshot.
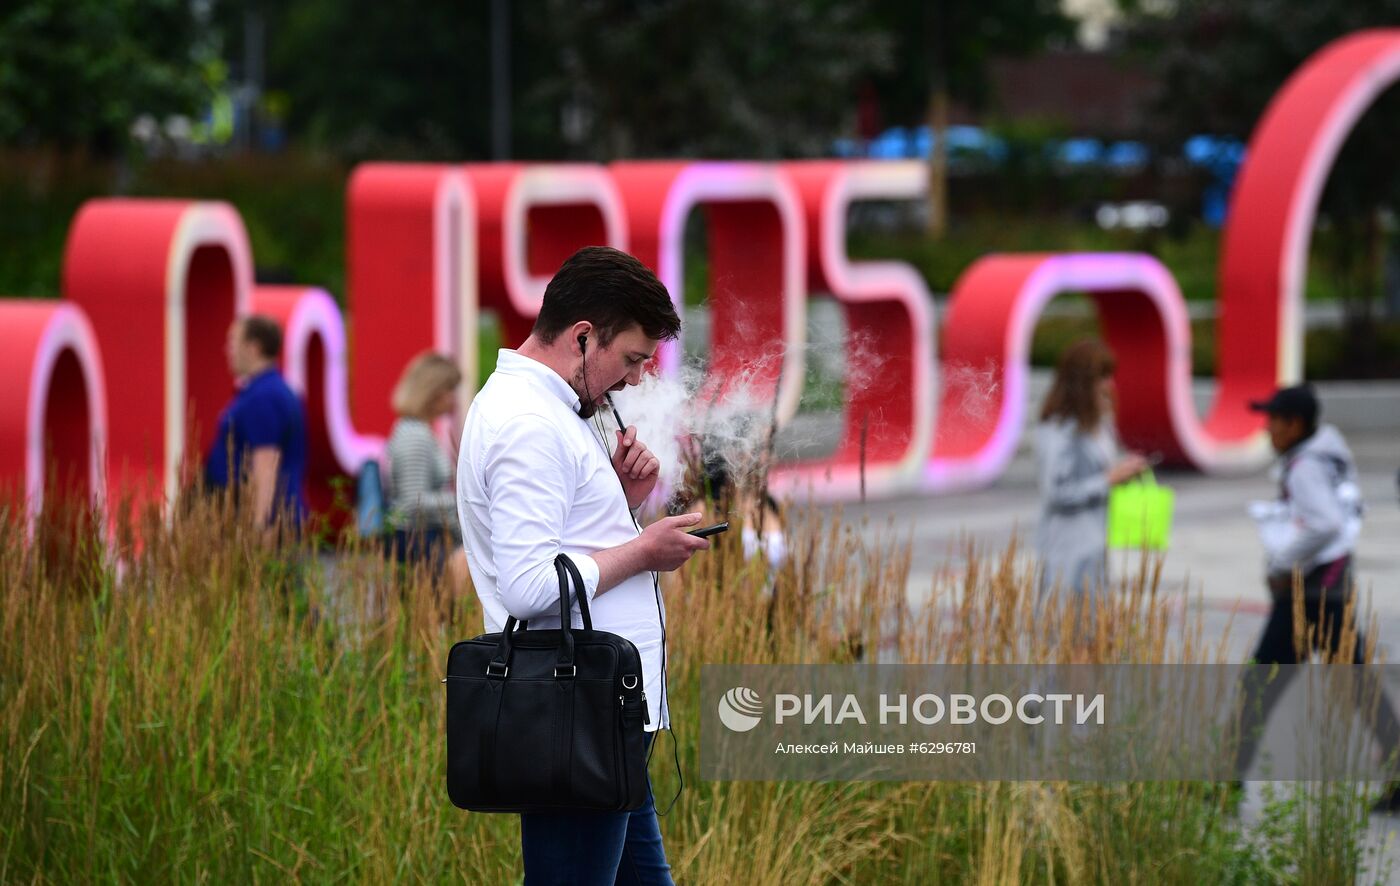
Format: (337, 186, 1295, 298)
(204, 314, 308, 528)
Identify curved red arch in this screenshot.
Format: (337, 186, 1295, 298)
(931, 29, 1400, 481)
(1212, 28, 1400, 440)
(348, 164, 475, 436)
(63, 200, 251, 508)
(3, 30, 1396, 517)
(931, 253, 1211, 487)
(0, 301, 108, 532)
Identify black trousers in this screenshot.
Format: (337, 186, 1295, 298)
(1251, 558, 1367, 665)
(1234, 557, 1400, 776)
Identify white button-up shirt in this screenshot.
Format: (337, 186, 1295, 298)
(457, 349, 667, 729)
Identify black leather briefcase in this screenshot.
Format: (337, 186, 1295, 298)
(446, 554, 650, 812)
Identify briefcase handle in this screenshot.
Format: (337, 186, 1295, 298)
(557, 554, 594, 631)
(488, 554, 594, 679)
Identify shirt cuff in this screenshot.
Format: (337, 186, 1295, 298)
(567, 552, 601, 602)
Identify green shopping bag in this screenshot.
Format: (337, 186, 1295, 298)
(1107, 469, 1174, 550)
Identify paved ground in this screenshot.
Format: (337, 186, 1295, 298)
(814, 428, 1400, 659)
(804, 426, 1400, 879)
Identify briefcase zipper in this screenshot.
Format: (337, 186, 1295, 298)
(619, 693, 649, 726)
(616, 695, 632, 805)
(619, 691, 650, 727)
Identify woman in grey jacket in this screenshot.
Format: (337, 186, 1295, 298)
(387, 352, 469, 588)
(1034, 340, 1147, 645)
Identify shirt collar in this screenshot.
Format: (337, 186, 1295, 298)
(238, 366, 280, 391)
(494, 349, 581, 413)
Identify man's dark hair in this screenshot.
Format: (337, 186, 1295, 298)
(532, 246, 680, 347)
(241, 314, 283, 359)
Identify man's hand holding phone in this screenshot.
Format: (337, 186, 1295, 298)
(639, 512, 711, 572)
(688, 521, 729, 538)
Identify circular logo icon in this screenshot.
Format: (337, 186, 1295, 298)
(717, 687, 764, 732)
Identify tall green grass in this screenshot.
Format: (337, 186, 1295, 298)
(0, 494, 1384, 882)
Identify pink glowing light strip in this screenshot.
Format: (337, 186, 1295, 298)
(279, 286, 386, 471)
(24, 303, 109, 529)
(166, 202, 253, 500)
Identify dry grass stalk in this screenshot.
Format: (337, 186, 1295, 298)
(0, 480, 1381, 883)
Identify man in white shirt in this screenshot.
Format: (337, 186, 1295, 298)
(457, 245, 705, 883)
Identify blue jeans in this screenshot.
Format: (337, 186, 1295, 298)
(387, 526, 449, 575)
(519, 735, 672, 885)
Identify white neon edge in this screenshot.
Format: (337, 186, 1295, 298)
(281, 286, 386, 471)
(502, 164, 629, 318)
(771, 161, 935, 501)
(432, 171, 479, 418)
(24, 304, 109, 532)
(165, 202, 252, 504)
(653, 162, 807, 425)
(1275, 42, 1400, 384)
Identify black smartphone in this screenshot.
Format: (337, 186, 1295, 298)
(688, 521, 729, 539)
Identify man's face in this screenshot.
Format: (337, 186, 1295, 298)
(573, 323, 659, 418)
(225, 321, 247, 377)
(1265, 413, 1306, 454)
(225, 320, 259, 379)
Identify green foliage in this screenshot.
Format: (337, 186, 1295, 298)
(0, 152, 108, 296)
(1253, 779, 1389, 884)
(0, 150, 345, 300)
(211, 0, 898, 161)
(126, 152, 348, 298)
(0, 0, 213, 155)
(534, 0, 891, 159)
(238, 0, 502, 160)
(5, 0, 1071, 163)
(863, 0, 1075, 124)
(1139, 1, 1400, 236)
(850, 214, 1228, 301)
(1304, 321, 1400, 379)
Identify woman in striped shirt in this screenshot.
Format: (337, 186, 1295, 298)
(387, 352, 468, 588)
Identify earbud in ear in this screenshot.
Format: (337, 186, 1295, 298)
(577, 334, 588, 353)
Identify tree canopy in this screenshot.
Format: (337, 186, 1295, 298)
(0, 0, 214, 155)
